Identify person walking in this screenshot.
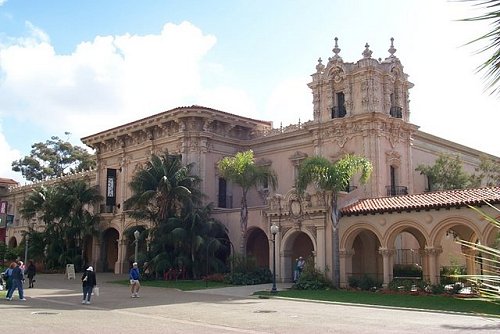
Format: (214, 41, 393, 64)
(6, 261, 26, 301)
(129, 262, 141, 298)
(3, 262, 15, 297)
(26, 261, 36, 288)
(81, 266, 97, 305)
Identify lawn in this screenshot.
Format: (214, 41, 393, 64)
(110, 279, 229, 291)
(255, 289, 500, 317)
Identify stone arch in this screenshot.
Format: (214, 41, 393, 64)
(484, 222, 498, 248)
(385, 220, 429, 249)
(246, 227, 270, 268)
(430, 216, 482, 277)
(429, 216, 481, 247)
(342, 223, 383, 282)
(281, 228, 315, 282)
(384, 220, 429, 282)
(342, 223, 383, 249)
(101, 227, 119, 272)
(8, 236, 17, 248)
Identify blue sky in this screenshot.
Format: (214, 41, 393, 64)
(0, 0, 498, 183)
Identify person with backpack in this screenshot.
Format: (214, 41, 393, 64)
(81, 266, 97, 305)
(3, 262, 15, 295)
(5, 261, 26, 301)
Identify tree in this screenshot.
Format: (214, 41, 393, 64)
(217, 150, 278, 255)
(415, 153, 479, 191)
(125, 152, 201, 223)
(169, 204, 228, 278)
(12, 134, 96, 182)
(474, 155, 500, 186)
(461, 0, 500, 96)
(125, 151, 203, 276)
(19, 178, 102, 269)
(296, 154, 372, 288)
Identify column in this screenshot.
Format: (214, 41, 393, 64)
(115, 238, 128, 274)
(379, 247, 395, 287)
(316, 225, 326, 272)
(425, 247, 443, 284)
(339, 249, 354, 288)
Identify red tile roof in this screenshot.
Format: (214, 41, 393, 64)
(0, 178, 18, 186)
(341, 187, 500, 216)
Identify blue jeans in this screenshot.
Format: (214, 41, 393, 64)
(83, 285, 93, 301)
(6, 279, 24, 299)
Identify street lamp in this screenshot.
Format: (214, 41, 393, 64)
(134, 230, 140, 263)
(270, 222, 279, 293)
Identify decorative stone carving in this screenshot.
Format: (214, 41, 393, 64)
(362, 43, 372, 59)
(305, 225, 317, 239)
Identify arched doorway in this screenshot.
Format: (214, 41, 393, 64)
(387, 224, 427, 282)
(350, 230, 382, 282)
(433, 220, 480, 283)
(102, 228, 119, 272)
(246, 228, 269, 268)
(282, 230, 314, 282)
(8, 236, 17, 248)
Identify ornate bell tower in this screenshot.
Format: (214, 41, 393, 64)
(308, 37, 413, 123)
(308, 38, 418, 198)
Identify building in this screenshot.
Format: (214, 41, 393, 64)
(3, 38, 499, 286)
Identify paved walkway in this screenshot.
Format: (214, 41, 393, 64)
(1, 273, 498, 334)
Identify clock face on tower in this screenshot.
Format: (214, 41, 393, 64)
(290, 199, 301, 217)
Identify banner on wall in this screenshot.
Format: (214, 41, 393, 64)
(0, 201, 6, 214)
(106, 168, 117, 206)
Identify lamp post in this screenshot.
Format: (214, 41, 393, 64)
(24, 233, 29, 265)
(134, 230, 140, 263)
(270, 222, 279, 293)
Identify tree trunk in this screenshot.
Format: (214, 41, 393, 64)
(331, 193, 340, 288)
(240, 190, 248, 256)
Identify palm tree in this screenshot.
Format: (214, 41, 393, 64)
(296, 154, 372, 288)
(125, 151, 201, 223)
(455, 203, 500, 300)
(217, 150, 278, 255)
(125, 151, 202, 276)
(461, 0, 500, 96)
(170, 204, 228, 278)
(58, 179, 102, 269)
(19, 179, 102, 269)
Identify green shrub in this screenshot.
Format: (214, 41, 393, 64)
(223, 255, 272, 285)
(348, 276, 360, 289)
(389, 278, 428, 292)
(440, 266, 466, 285)
(224, 268, 272, 285)
(429, 284, 445, 294)
(293, 259, 332, 290)
(359, 275, 382, 291)
(393, 264, 422, 278)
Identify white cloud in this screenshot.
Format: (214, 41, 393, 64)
(0, 21, 220, 140)
(0, 1, 7, 7)
(265, 77, 311, 127)
(0, 123, 22, 183)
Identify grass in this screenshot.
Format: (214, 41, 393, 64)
(110, 279, 230, 291)
(255, 289, 500, 317)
